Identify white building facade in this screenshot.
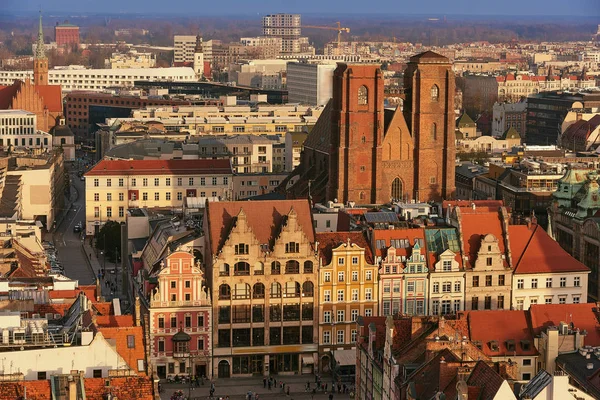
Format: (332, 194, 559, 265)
(0, 110, 52, 150)
(287, 62, 336, 106)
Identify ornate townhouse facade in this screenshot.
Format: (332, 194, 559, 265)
(203, 200, 319, 378)
(85, 159, 233, 235)
(146, 251, 212, 380)
(316, 231, 378, 374)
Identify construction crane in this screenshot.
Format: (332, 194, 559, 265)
(301, 22, 350, 48)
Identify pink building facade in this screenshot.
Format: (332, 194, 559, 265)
(147, 251, 212, 379)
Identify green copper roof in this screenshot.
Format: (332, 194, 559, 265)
(457, 112, 476, 128)
(35, 11, 45, 59)
(501, 126, 521, 140)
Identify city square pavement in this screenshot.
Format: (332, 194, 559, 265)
(160, 374, 355, 400)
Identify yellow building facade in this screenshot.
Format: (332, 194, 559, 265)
(316, 232, 378, 373)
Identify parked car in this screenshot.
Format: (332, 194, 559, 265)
(73, 221, 83, 233)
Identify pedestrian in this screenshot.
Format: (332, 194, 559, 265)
(263, 377, 267, 388)
(343, 384, 347, 393)
(268, 381, 271, 390)
(287, 386, 290, 396)
(255, 395, 259, 400)
(329, 393, 334, 400)
(315, 375, 318, 383)
(325, 383, 328, 392)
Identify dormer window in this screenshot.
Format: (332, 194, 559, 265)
(489, 341, 499, 352)
(521, 340, 531, 351)
(506, 339, 515, 352)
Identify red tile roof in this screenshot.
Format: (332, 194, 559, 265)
(372, 228, 425, 258)
(316, 231, 374, 265)
(0, 380, 51, 400)
(84, 376, 154, 400)
(443, 200, 504, 213)
(529, 303, 600, 346)
(85, 159, 232, 176)
(511, 224, 589, 274)
(206, 199, 315, 254)
(93, 302, 114, 315)
(99, 326, 146, 374)
(468, 310, 537, 357)
(33, 303, 72, 317)
(96, 315, 135, 327)
(411, 349, 460, 400)
(459, 208, 507, 268)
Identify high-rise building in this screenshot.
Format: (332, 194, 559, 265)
(262, 14, 302, 54)
(287, 62, 336, 106)
(286, 51, 456, 204)
(174, 35, 199, 64)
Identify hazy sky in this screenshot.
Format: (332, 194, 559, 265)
(6, 0, 600, 16)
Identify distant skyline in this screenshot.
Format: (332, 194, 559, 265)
(5, 0, 600, 16)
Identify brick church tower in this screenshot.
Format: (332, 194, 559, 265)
(33, 12, 49, 86)
(286, 51, 455, 204)
(403, 51, 456, 201)
(327, 64, 385, 204)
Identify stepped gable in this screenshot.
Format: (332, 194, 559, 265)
(206, 199, 314, 254)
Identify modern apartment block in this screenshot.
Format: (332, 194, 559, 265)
(287, 62, 336, 106)
(0, 110, 53, 150)
(84, 159, 233, 235)
(174, 35, 198, 64)
(262, 14, 301, 54)
(203, 199, 319, 378)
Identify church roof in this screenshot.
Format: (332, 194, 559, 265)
(50, 123, 74, 137)
(409, 51, 449, 63)
(501, 126, 521, 140)
(0, 81, 62, 113)
(302, 99, 332, 154)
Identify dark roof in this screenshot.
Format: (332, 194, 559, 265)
(466, 361, 506, 400)
(518, 370, 552, 400)
(172, 329, 191, 342)
(86, 159, 232, 176)
(0, 175, 20, 218)
(501, 126, 521, 139)
(316, 231, 374, 265)
(556, 352, 600, 399)
(50, 124, 74, 137)
(302, 100, 332, 154)
(457, 113, 476, 128)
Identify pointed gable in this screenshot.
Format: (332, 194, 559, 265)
(382, 106, 414, 161)
(317, 231, 373, 265)
(501, 126, 521, 139)
(206, 199, 315, 254)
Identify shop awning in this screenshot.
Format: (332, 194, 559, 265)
(302, 355, 314, 364)
(334, 349, 356, 366)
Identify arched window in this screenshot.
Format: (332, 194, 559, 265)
(391, 178, 402, 201)
(358, 85, 368, 105)
(361, 136, 366, 144)
(284, 281, 301, 298)
(219, 263, 230, 277)
(302, 281, 314, 297)
(432, 123, 437, 141)
(431, 85, 439, 102)
(234, 262, 250, 276)
(233, 283, 250, 300)
(270, 282, 282, 298)
(359, 192, 365, 200)
(285, 260, 300, 274)
(253, 282, 265, 299)
(271, 261, 281, 275)
(303, 261, 313, 273)
(219, 284, 231, 300)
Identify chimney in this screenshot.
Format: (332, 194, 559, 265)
(135, 296, 141, 327)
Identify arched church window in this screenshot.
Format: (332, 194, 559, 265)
(358, 85, 368, 105)
(391, 178, 402, 201)
(431, 85, 439, 102)
(432, 123, 437, 140)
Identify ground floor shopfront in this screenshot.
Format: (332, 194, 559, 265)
(213, 344, 318, 378)
(153, 354, 212, 380)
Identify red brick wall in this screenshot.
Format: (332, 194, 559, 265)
(55, 27, 80, 47)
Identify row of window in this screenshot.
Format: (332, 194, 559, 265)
(157, 337, 205, 353)
(93, 176, 228, 187)
(432, 281, 462, 293)
(93, 191, 218, 202)
(93, 206, 124, 218)
(157, 314, 205, 329)
(323, 309, 362, 323)
(514, 295, 580, 309)
(516, 276, 580, 289)
(322, 329, 357, 345)
(323, 288, 373, 302)
(323, 270, 373, 282)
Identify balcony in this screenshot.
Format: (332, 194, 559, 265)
(173, 352, 190, 359)
(234, 271, 250, 276)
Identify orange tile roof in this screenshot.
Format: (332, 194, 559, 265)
(511, 224, 589, 274)
(86, 159, 232, 176)
(96, 315, 135, 327)
(529, 303, 600, 346)
(206, 199, 315, 254)
(93, 302, 114, 315)
(33, 303, 72, 317)
(459, 209, 507, 268)
(316, 231, 373, 265)
(84, 376, 154, 400)
(99, 326, 146, 374)
(468, 310, 537, 357)
(372, 228, 425, 258)
(0, 379, 51, 400)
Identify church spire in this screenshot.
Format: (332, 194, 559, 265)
(35, 10, 45, 59)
